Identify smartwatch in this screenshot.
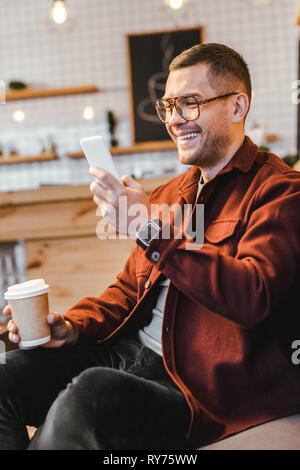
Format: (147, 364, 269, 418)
(136, 219, 162, 250)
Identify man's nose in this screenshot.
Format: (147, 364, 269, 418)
(167, 105, 187, 126)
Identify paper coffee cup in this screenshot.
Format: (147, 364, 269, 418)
(5, 279, 51, 348)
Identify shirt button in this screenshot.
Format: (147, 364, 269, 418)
(151, 251, 160, 262)
(144, 280, 151, 289)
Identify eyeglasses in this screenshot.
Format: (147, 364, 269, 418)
(155, 92, 240, 123)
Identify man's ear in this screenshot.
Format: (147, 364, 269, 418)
(232, 93, 249, 123)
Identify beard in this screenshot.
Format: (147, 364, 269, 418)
(191, 129, 231, 168)
(169, 123, 232, 169)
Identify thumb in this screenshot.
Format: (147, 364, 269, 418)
(47, 312, 66, 327)
(47, 313, 70, 341)
(121, 174, 141, 189)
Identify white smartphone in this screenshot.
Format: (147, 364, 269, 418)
(80, 135, 121, 186)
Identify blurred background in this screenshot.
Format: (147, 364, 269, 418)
(0, 0, 299, 190)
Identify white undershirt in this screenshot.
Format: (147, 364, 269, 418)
(138, 176, 204, 356)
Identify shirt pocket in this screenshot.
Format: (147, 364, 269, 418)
(205, 218, 241, 256)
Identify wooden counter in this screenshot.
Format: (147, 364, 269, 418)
(0, 176, 173, 314)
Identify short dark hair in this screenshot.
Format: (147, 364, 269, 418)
(169, 43, 252, 116)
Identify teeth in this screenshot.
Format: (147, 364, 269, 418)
(177, 133, 200, 140)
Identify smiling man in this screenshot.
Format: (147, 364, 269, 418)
(1, 43, 300, 451)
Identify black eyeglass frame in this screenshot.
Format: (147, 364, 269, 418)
(155, 92, 240, 123)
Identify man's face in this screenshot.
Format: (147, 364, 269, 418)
(164, 63, 236, 168)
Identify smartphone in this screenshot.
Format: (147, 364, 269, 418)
(80, 135, 121, 187)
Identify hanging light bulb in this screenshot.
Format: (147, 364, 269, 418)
(46, 0, 74, 33)
(165, 0, 186, 9)
(83, 106, 94, 121)
(162, 0, 192, 23)
(49, 0, 70, 25)
(12, 110, 25, 122)
(168, 0, 184, 9)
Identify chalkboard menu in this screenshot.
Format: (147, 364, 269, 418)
(127, 27, 203, 146)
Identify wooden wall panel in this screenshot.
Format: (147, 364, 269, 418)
(0, 200, 98, 242)
(0, 177, 172, 242)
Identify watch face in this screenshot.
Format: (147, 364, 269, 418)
(139, 221, 160, 244)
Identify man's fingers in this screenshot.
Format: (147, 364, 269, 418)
(7, 319, 17, 334)
(121, 174, 141, 189)
(2, 305, 11, 316)
(8, 331, 20, 344)
(89, 167, 122, 190)
(90, 180, 106, 200)
(94, 195, 105, 209)
(6, 317, 20, 343)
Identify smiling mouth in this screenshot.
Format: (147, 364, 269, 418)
(177, 132, 201, 142)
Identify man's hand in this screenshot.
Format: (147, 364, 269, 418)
(2, 305, 77, 349)
(89, 168, 151, 239)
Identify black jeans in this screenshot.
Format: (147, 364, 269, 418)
(0, 335, 192, 450)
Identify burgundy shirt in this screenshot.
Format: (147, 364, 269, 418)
(64, 136, 300, 448)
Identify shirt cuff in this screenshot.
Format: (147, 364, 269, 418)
(143, 236, 183, 269)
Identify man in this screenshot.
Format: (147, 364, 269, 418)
(1, 43, 300, 450)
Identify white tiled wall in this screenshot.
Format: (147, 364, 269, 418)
(0, 0, 299, 192)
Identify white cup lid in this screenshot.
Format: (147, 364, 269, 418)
(4, 279, 50, 300)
